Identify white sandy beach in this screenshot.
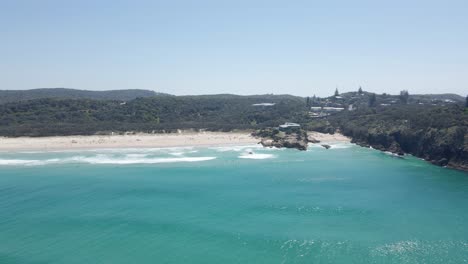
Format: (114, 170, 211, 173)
(0, 131, 350, 151)
(307, 131, 351, 143)
(0, 132, 258, 151)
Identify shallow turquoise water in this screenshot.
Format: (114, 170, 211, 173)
(0, 143, 467, 263)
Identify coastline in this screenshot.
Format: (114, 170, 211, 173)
(0, 131, 351, 152)
(0, 132, 259, 151)
(307, 131, 351, 143)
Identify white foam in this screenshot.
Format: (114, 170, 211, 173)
(0, 156, 216, 166)
(0, 159, 44, 166)
(169, 152, 185, 156)
(125, 154, 149, 158)
(329, 143, 353, 149)
(72, 156, 216, 164)
(383, 151, 405, 158)
(211, 145, 262, 152)
(36, 146, 196, 154)
(0, 158, 62, 166)
(307, 142, 353, 149)
(308, 143, 323, 148)
(238, 153, 275, 159)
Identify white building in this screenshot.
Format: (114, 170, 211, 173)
(279, 122, 301, 130)
(323, 107, 344, 112)
(252, 103, 276, 106)
(310, 107, 322, 111)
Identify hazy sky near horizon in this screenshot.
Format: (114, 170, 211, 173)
(1, 0, 467, 97)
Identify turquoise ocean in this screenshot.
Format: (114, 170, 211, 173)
(0, 143, 467, 263)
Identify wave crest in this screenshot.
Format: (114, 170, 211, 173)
(0, 155, 216, 166)
(238, 153, 275, 159)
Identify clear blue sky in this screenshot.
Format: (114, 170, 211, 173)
(1, 0, 467, 96)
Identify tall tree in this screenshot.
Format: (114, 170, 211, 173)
(369, 93, 377, 107)
(466, 95, 468, 107)
(399, 90, 409, 104)
(358, 86, 363, 94)
(306, 97, 310, 107)
(335, 88, 339, 96)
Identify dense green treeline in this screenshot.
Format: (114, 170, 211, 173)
(0, 95, 307, 136)
(327, 104, 468, 170)
(0, 88, 167, 104)
(1, 89, 467, 170)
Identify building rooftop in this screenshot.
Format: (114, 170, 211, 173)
(279, 122, 301, 128)
(252, 103, 276, 106)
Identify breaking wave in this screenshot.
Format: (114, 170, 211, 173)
(308, 142, 353, 149)
(0, 159, 61, 166)
(328, 143, 353, 149)
(0, 155, 216, 166)
(70, 155, 216, 164)
(210, 145, 262, 152)
(238, 153, 275, 159)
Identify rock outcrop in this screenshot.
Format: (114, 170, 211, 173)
(326, 104, 468, 171)
(307, 135, 321, 143)
(254, 128, 309, 151)
(346, 125, 467, 171)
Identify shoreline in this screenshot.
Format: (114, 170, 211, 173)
(0, 131, 351, 152)
(307, 131, 351, 143)
(0, 132, 258, 152)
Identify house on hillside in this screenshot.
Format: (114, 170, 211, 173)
(279, 122, 301, 131)
(310, 106, 322, 112)
(323, 107, 344, 112)
(309, 112, 329, 118)
(252, 103, 276, 106)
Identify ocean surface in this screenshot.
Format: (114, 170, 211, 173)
(0, 143, 467, 264)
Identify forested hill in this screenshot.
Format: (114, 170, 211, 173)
(0, 94, 306, 136)
(0, 88, 466, 170)
(326, 104, 468, 171)
(0, 88, 169, 104)
(409, 93, 465, 103)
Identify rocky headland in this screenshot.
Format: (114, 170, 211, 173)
(253, 128, 350, 151)
(255, 128, 309, 150)
(326, 104, 468, 171)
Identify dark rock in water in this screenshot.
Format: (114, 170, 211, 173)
(256, 128, 309, 151)
(331, 105, 468, 171)
(432, 158, 449, 166)
(283, 140, 308, 151)
(387, 141, 405, 156)
(321, 144, 331, 149)
(307, 136, 321, 143)
(260, 139, 274, 147)
(352, 140, 369, 148)
(260, 136, 308, 151)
